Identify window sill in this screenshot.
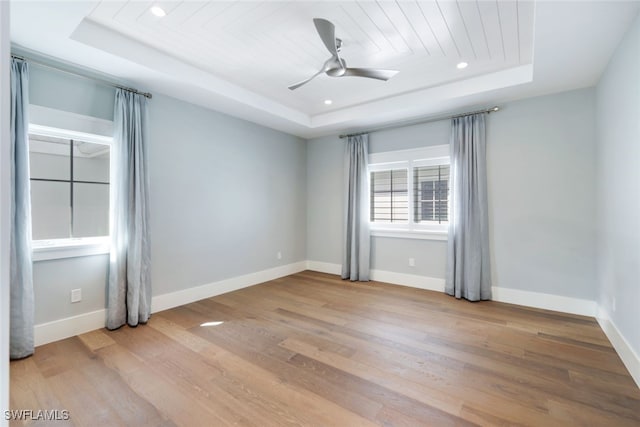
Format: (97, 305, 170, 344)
(32, 238, 110, 261)
(371, 229, 448, 241)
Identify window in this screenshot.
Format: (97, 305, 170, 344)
(369, 145, 450, 239)
(370, 169, 408, 222)
(414, 165, 449, 224)
(29, 124, 112, 259)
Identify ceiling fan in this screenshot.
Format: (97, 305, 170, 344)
(288, 18, 399, 90)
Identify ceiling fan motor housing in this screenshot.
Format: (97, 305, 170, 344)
(326, 58, 348, 77)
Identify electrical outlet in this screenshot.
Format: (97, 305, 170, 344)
(277, 251, 282, 260)
(612, 297, 617, 312)
(71, 288, 82, 303)
(409, 258, 415, 267)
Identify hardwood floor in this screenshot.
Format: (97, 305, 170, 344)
(10, 271, 640, 426)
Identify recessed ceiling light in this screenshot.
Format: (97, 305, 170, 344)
(324, 99, 333, 105)
(150, 6, 166, 17)
(457, 61, 468, 69)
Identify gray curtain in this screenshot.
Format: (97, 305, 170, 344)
(446, 113, 491, 301)
(107, 89, 151, 330)
(342, 134, 370, 281)
(10, 59, 34, 359)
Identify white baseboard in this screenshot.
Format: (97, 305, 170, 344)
(151, 261, 307, 312)
(597, 310, 640, 388)
(305, 261, 446, 292)
(305, 260, 341, 275)
(34, 309, 106, 347)
(370, 269, 445, 292)
(491, 286, 597, 317)
(305, 261, 596, 316)
(34, 261, 307, 346)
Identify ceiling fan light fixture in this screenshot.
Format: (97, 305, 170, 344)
(150, 6, 166, 17)
(457, 61, 468, 69)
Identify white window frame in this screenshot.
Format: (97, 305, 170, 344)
(369, 145, 450, 241)
(28, 106, 113, 261)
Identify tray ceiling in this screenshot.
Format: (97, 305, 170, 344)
(10, 1, 640, 138)
(83, 1, 534, 115)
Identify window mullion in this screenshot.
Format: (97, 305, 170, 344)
(390, 170, 394, 223)
(437, 165, 441, 224)
(408, 162, 414, 230)
(69, 139, 74, 238)
(370, 172, 374, 222)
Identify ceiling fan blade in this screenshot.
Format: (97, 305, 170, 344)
(288, 69, 324, 90)
(313, 18, 339, 57)
(342, 68, 399, 81)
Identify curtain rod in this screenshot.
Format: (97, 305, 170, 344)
(11, 54, 153, 99)
(338, 106, 500, 139)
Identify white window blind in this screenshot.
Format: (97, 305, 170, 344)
(414, 165, 449, 224)
(370, 169, 408, 223)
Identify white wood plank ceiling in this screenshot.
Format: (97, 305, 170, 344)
(86, 1, 535, 114)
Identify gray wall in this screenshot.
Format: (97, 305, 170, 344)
(29, 65, 307, 324)
(488, 89, 597, 298)
(29, 65, 114, 121)
(595, 14, 640, 356)
(148, 94, 307, 296)
(33, 255, 109, 324)
(307, 88, 598, 300)
(306, 135, 343, 267)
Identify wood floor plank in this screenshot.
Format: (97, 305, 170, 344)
(182, 297, 472, 425)
(546, 398, 640, 427)
(77, 329, 116, 352)
(280, 336, 466, 416)
(46, 369, 128, 427)
(151, 303, 377, 426)
(148, 316, 334, 427)
(10, 271, 640, 426)
(96, 343, 228, 427)
(189, 323, 379, 426)
(9, 357, 74, 427)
